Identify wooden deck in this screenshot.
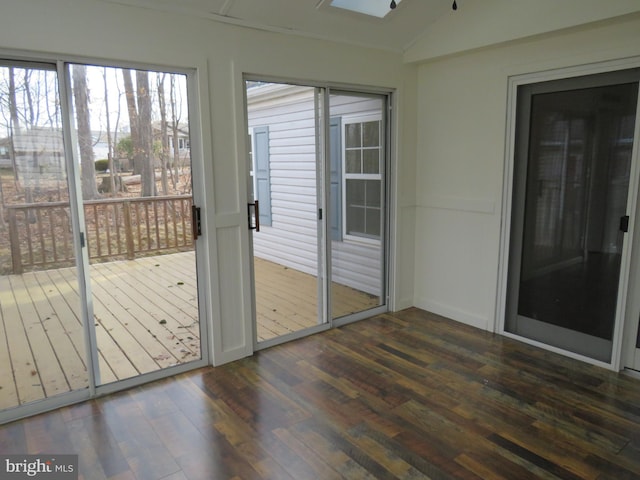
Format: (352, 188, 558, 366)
(254, 257, 380, 341)
(1, 252, 379, 412)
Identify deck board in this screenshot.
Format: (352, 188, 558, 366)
(45, 268, 117, 385)
(26, 271, 87, 391)
(1, 252, 379, 412)
(1, 276, 44, 405)
(0, 277, 19, 408)
(13, 273, 71, 399)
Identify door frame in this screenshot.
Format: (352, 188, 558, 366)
(0, 51, 211, 424)
(622, 76, 640, 372)
(241, 75, 393, 351)
(497, 56, 640, 371)
(85, 59, 211, 397)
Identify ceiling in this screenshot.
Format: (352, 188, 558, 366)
(100, 0, 454, 53)
(100, 0, 640, 58)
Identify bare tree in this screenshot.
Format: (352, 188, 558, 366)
(122, 69, 140, 175)
(110, 69, 122, 182)
(102, 67, 117, 195)
(8, 67, 21, 188)
(43, 69, 64, 200)
(157, 73, 169, 195)
(170, 75, 181, 189)
(122, 68, 155, 196)
(72, 64, 99, 200)
(136, 70, 155, 197)
(23, 69, 41, 199)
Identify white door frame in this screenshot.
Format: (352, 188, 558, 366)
(0, 52, 211, 424)
(242, 76, 392, 351)
(496, 56, 640, 371)
(621, 75, 640, 372)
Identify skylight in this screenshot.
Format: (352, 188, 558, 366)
(329, 0, 402, 18)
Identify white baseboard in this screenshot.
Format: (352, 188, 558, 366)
(415, 297, 491, 331)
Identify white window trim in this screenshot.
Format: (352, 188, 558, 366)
(342, 112, 382, 244)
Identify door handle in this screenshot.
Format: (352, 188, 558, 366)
(620, 215, 630, 233)
(192, 205, 202, 240)
(248, 200, 260, 232)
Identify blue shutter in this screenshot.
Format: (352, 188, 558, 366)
(254, 126, 272, 226)
(330, 117, 342, 241)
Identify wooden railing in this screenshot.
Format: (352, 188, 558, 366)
(6, 195, 194, 274)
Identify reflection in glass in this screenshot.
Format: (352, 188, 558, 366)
(345, 123, 361, 148)
(363, 149, 379, 173)
(362, 121, 379, 147)
(0, 64, 89, 412)
(330, 93, 386, 321)
(346, 149, 361, 173)
(509, 79, 638, 362)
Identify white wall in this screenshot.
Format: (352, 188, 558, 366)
(405, 0, 640, 63)
(0, 0, 414, 365)
(411, 13, 640, 332)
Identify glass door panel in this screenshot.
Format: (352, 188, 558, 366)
(246, 81, 324, 344)
(0, 63, 89, 412)
(69, 65, 202, 385)
(507, 74, 639, 362)
(328, 92, 386, 320)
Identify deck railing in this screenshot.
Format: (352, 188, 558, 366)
(6, 195, 194, 274)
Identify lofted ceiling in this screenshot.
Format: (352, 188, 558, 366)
(100, 0, 640, 58)
(100, 0, 454, 53)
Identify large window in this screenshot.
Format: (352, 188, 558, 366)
(344, 116, 382, 239)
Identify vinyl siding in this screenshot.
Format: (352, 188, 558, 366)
(247, 84, 383, 296)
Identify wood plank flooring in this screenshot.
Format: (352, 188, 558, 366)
(1, 308, 639, 479)
(0, 252, 379, 411)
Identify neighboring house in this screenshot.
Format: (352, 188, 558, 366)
(0, 127, 65, 174)
(92, 124, 191, 171)
(246, 83, 383, 296)
(152, 122, 191, 158)
(91, 130, 111, 162)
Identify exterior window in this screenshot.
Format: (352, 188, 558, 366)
(344, 118, 381, 239)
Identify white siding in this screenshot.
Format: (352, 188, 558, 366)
(247, 85, 384, 296)
(331, 240, 381, 296)
(248, 86, 319, 276)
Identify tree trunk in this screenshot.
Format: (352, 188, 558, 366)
(72, 64, 99, 200)
(8, 67, 21, 188)
(157, 74, 169, 195)
(0, 172, 6, 230)
(103, 68, 117, 196)
(170, 76, 180, 189)
(24, 70, 41, 197)
(122, 69, 141, 175)
(136, 70, 155, 197)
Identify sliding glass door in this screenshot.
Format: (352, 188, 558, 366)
(0, 58, 206, 422)
(328, 91, 386, 321)
(245, 82, 325, 344)
(245, 79, 389, 347)
(70, 64, 204, 386)
(0, 62, 89, 413)
(506, 69, 639, 363)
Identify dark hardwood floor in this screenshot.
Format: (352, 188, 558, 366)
(1, 307, 640, 479)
